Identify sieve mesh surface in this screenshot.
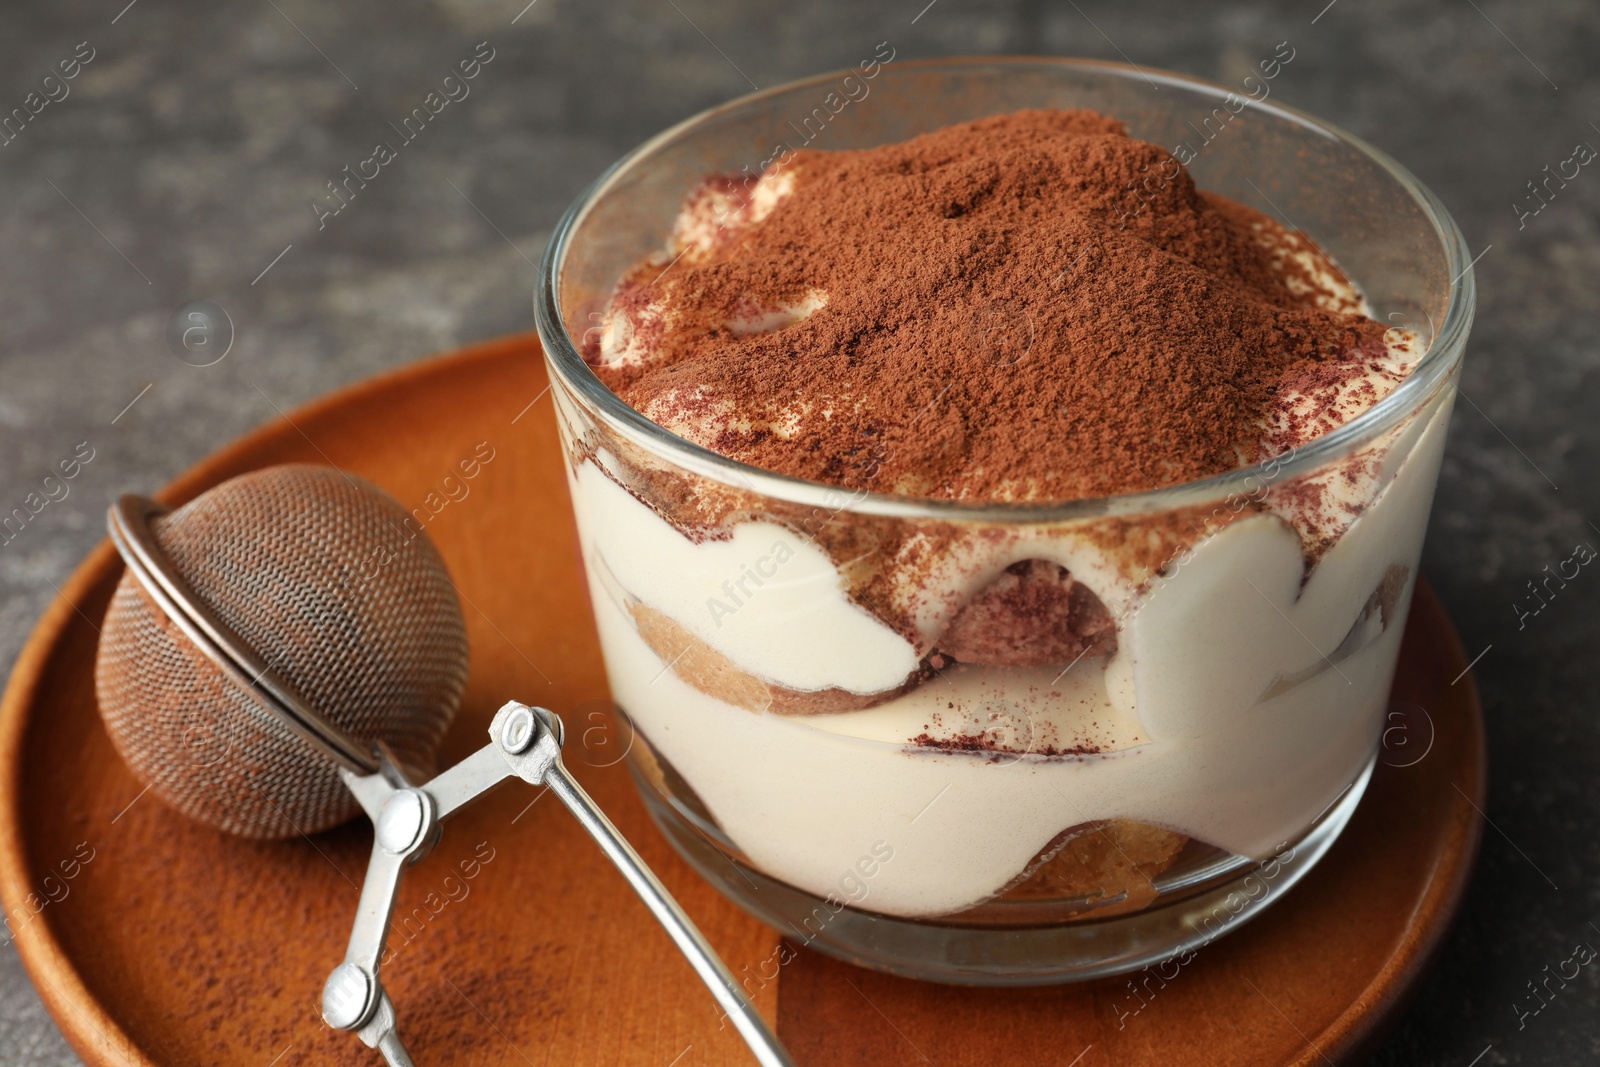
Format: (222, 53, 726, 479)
(95, 464, 468, 838)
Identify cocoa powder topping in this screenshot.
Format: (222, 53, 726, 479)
(591, 109, 1390, 502)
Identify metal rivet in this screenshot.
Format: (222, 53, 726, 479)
(375, 791, 425, 855)
(322, 962, 373, 1030)
(502, 706, 536, 754)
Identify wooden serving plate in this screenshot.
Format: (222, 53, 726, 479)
(0, 334, 1484, 1066)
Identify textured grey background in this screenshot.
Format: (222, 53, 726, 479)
(0, 0, 1595, 1064)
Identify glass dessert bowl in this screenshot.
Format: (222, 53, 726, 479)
(534, 58, 1473, 984)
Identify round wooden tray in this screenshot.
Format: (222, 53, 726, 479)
(0, 334, 1484, 1066)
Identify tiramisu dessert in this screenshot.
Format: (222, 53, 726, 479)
(551, 109, 1451, 921)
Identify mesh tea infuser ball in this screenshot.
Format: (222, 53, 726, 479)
(95, 464, 467, 838)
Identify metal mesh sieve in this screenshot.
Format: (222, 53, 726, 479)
(95, 464, 468, 838)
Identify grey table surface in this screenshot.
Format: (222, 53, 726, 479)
(0, 0, 1595, 1063)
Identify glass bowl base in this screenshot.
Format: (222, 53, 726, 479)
(629, 749, 1375, 986)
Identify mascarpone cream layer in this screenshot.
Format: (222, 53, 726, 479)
(565, 392, 1452, 916)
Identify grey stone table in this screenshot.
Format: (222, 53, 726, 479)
(0, 0, 1594, 1063)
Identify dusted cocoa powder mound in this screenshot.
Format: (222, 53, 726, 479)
(591, 108, 1390, 502)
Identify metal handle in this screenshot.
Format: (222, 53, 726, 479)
(320, 702, 793, 1067)
(543, 762, 791, 1067)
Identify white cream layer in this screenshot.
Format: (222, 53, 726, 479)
(575, 463, 920, 694)
(568, 394, 1453, 917)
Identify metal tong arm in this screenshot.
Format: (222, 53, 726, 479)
(321, 702, 793, 1067)
(541, 760, 792, 1067)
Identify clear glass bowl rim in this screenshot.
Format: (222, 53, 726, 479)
(535, 55, 1475, 524)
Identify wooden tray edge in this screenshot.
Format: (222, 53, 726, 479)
(0, 539, 140, 1066)
(155, 331, 544, 507)
(0, 332, 544, 1066)
(1315, 583, 1487, 1064)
